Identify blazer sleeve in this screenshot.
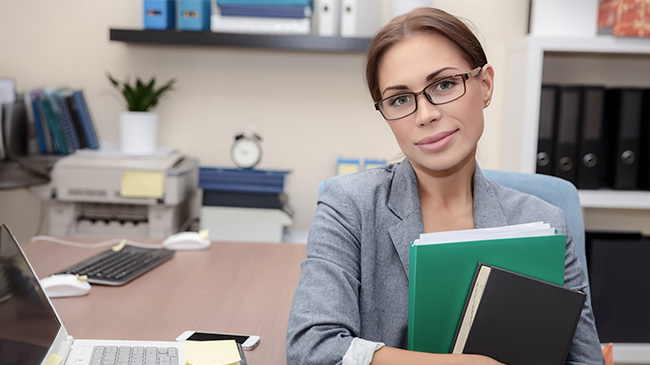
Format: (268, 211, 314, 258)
(558, 210, 605, 365)
(286, 179, 365, 365)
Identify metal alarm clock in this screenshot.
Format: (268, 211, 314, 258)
(231, 131, 262, 169)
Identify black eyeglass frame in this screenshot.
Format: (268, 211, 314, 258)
(374, 66, 483, 121)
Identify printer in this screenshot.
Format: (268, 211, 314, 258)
(48, 152, 198, 238)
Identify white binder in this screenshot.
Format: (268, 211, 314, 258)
(340, 0, 383, 38)
(316, 0, 341, 36)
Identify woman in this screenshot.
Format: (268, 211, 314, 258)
(287, 7, 604, 365)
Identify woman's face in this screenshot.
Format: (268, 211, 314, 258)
(377, 32, 494, 176)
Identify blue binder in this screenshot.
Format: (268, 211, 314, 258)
(178, 0, 211, 31)
(144, 0, 176, 30)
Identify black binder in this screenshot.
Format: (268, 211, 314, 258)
(639, 89, 650, 190)
(536, 85, 558, 176)
(554, 86, 582, 185)
(605, 88, 643, 190)
(577, 86, 606, 189)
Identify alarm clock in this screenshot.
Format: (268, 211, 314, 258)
(231, 132, 262, 169)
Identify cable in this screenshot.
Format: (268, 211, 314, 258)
(178, 216, 200, 232)
(30, 235, 164, 249)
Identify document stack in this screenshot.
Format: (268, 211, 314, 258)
(198, 167, 292, 242)
(211, 0, 313, 35)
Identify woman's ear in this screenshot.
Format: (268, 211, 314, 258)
(480, 64, 495, 108)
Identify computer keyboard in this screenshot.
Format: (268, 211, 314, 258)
(56, 245, 175, 286)
(90, 345, 179, 365)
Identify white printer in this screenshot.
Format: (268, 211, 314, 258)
(48, 152, 198, 238)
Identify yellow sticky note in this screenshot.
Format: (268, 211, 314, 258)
(198, 229, 209, 241)
(336, 159, 360, 176)
(121, 171, 164, 198)
(112, 239, 126, 252)
(183, 340, 240, 365)
(43, 353, 63, 365)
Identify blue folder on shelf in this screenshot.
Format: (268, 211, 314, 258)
(144, 0, 176, 30)
(178, 0, 211, 31)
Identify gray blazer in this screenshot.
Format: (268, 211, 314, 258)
(287, 159, 604, 364)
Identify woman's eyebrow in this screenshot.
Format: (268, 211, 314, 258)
(381, 67, 460, 96)
(425, 67, 458, 82)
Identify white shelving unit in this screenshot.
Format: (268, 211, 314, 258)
(502, 35, 650, 210)
(502, 35, 650, 364)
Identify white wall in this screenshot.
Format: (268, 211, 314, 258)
(0, 0, 530, 243)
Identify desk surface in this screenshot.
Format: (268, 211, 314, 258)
(22, 239, 306, 365)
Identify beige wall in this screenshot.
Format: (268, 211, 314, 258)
(0, 0, 530, 243)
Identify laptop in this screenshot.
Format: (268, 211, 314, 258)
(0, 224, 242, 365)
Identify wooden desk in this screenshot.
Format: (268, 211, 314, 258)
(21, 239, 306, 365)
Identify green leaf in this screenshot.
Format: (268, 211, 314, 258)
(108, 73, 175, 112)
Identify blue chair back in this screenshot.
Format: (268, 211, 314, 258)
(483, 170, 590, 296)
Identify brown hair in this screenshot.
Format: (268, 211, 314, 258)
(365, 7, 488, 102)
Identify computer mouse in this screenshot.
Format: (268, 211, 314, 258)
(40, 274, 91, 298)
(162, 231, 211, 250)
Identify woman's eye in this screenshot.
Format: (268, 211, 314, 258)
(389, 95, 412, 107)
(435, 80, 457, 91)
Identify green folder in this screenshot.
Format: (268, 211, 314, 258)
(407, 234, 566, 354)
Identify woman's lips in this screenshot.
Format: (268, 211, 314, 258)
(416, 130, 458, 152)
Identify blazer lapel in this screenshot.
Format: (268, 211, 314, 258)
(473, 165, 510, 229)
(387, 160, 424, 278)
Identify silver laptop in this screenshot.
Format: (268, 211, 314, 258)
(0, 224, 185, 365)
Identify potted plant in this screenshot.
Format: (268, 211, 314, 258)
(107, 73, 175, 154)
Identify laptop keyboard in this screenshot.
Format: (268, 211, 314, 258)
(90, 345, 179, 365)
(56, 245, 175, 286)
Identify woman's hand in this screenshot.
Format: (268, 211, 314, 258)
(371, 347, 506, 365)
(461, 354, 506, 365)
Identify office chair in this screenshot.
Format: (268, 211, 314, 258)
(318, 169, 591, 298)
(481, 169, 590, 296)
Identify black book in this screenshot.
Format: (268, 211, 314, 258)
(554, 86, 582, 185)
(577, 86, 606, 189)
(537, 85, 559, 176)
(451, 263, 586, 365)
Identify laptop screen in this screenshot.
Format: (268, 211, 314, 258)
(0, 224, 62, 364)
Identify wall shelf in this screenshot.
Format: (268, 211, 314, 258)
(109, 28, 371, 52)
(579, 190, 650, 210)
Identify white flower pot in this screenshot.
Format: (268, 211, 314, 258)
(119, 111, 158, 155)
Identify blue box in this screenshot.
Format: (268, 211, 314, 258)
(178, 0, 211, 31)
(144, 0, 176, 30)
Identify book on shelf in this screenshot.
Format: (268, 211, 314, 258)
(51, 90, 82, 153)
(219, 4, 312, 18)
(39, 94, 68, 155)
(408, 222, 566, 354)
(23, 88, 99, 155)
(210, 12, 311, 34)
(71, 89, 100, 150)
(217, 0, 312, 6)
(553, 86, 581, 186)
(536, 84, 558, 176)
(605, 88, 643, 190)
(451, 263, 586, 365)
(577, 86, 606, 190)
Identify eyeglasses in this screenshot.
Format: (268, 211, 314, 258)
(374, 66, 483, 121)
